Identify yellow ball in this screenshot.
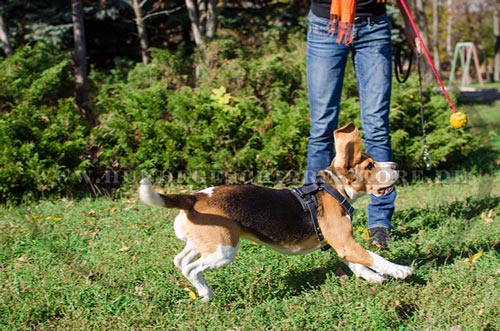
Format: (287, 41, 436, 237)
(450, 112, 467, 129)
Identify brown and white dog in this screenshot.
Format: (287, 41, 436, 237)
(139, 123, 413, 301)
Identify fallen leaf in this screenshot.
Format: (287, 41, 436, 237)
(117, 245, 131, 253)
(464, 250, 483, 266)
(290, 305, 304, 310)
(481, 210, 494, 224)
(355, 226, 371, 241)
(45, 216, 61, 222)
(17, 256, 28, 263)
(88, 210, 96, 217)
(135, 285, 145, 296)
(109, 206, 117, 212)
(85, 271, 95, 281)
(450, 326, 462, 331)
(183, 288, 197, 300)
(176, 281, 192, 288)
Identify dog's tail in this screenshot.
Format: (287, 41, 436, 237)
(139, 178, 197, 210)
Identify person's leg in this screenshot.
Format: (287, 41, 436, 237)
(305, 12, 349, 184)
(352, 14, 395, 245)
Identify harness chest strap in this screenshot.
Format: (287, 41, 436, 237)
(291, 177, 355, 251)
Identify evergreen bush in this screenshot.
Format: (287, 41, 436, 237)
(0, 44, 73, 110)
(0, 44, 88, 201)
(0, 38, 482, 201)
(0, 99, 89, 202)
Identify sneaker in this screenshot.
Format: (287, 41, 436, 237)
(369, 227, 390, 250)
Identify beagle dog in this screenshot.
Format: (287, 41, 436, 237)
(139, 123, 413, 301)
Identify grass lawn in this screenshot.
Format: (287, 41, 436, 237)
(1, 102, 499, 330)
(1, 175, 499, 330)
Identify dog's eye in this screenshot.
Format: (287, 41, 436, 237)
(365, 162, 375, 170)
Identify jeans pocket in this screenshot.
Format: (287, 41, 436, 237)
(307, 13, 330, 39)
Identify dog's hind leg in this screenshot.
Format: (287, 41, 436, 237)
(174, 243, 198, 269)
(181, 244, 239, 301)
(174, 209, 241, 300)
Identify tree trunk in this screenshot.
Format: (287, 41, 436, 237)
(415, 0, 433, 82)
(206, 0, 218, 38)
(185, 0, 205, 48)
(132, 0, 150, 64)
(446, 0, 453, 60)
(432, 0, 440, 72)
(494, 1, 500, 82)
(71, 0, 93, 124)
(0, 13, 12, 57)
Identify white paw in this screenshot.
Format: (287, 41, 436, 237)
(391, 265, 413, 279)
(347, 262, 388, 284)
(368, 251, 413, 280)
(198, 289, 214, 302)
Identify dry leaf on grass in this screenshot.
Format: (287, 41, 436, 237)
(355, 226, 371, 241)
(464, 250, 483, 266)
(117, 245, 131, 253)
(481, 210, 494, 224)
(183, 287, 197, 299)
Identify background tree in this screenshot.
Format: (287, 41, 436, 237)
(0, 12, 12, 56)
(119, 0, 185, 64)
(445, 0, 453, 61)
(494, 0, 500, 81)
(185, 0, 219, 49)
(432, 0, 440, 72)
(131, 0, 150, 64)
(415, 0, 434, 81)
(71, 0, 93, 124)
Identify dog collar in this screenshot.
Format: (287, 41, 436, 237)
(291, 176, 355, 251)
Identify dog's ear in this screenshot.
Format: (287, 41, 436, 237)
(333, 123, 362, 172)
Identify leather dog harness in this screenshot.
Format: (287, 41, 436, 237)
(291, 176, 355, 251)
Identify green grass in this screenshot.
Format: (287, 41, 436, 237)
(1, 101, 499, 331)
(1, 171, 499, 330)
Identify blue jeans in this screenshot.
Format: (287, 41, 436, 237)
(305, 12, 396, 230)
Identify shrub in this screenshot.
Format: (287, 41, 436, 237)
(0, 38, 483, 201)
(389, 77, 479, 171)
(0, 44, 73, 110)
(0, 99, 89, 202)
(92, 75, 185, 175)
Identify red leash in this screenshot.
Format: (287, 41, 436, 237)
(399, 0, 458, 114)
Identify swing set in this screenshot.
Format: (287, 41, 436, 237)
(448, 42, 484, 90)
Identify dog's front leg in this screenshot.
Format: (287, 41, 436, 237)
(345, 261, 387, 283)
(322, 216, 412, 281)
(335, 239, 412, 281)
(365, 251, 413, 279)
